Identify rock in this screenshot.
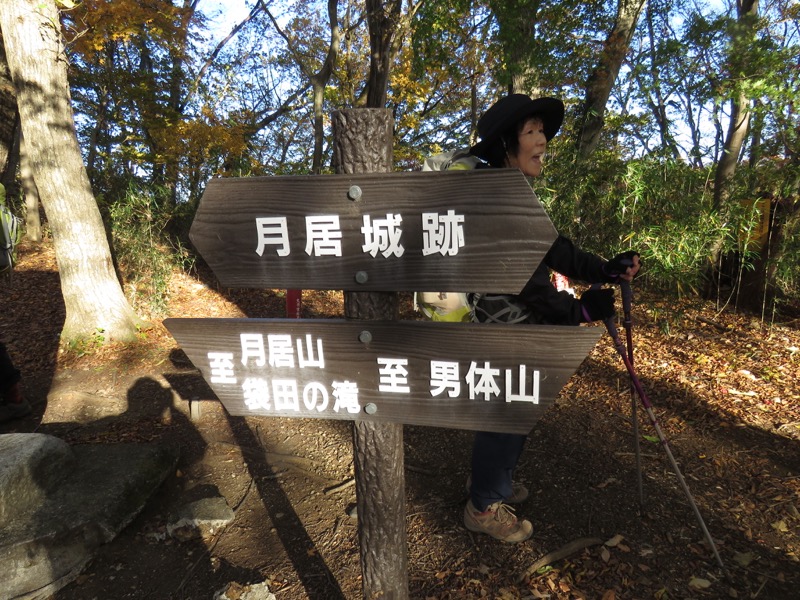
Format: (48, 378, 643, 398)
(0, 433, 178, 600)
(213, 581, 277, 600)
(43, 390, 129, 423)
(0, 433, 75, 527)
(167, 495, 235, 541)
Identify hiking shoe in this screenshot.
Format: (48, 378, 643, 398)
(465, 475, 529, 504)
(463, 499, 533, 543)
(0, 398, 31, 423)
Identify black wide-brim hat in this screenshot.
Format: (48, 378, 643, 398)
(470, 95, 565, 160)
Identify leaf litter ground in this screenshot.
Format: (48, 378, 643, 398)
(1, 239, 799, 600)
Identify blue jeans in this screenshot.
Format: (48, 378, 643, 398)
(470, 431, 527, 511)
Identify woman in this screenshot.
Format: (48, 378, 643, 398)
(463, 94, 640, 543)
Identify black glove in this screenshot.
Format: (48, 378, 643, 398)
(580, 288, 615, 322)
(603, 250, 640, 281)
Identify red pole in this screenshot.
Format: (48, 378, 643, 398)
(286, 289, 302, 318)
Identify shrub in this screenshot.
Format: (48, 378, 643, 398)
(107, 186, 194, 316)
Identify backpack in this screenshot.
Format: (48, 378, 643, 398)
(421, 148, 482, 172)
(1, 202, 22, 279)
(415, 149, 482, 322)
(414, 291, 474, 322)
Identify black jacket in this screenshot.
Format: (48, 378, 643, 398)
(474, 236, 610, 326)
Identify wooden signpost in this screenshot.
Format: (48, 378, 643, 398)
(189, 169, 558, 293)
(167, 167, 602, 434)
(167, 108, 601, 599)
(164, 318, 601, 435)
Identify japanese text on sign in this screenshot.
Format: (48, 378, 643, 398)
(206, 332, 540, 416)
(255, 211, 466, 259)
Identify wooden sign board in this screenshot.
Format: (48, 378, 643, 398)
(164, 318, 601, 435)
(190, 169, 557, 293)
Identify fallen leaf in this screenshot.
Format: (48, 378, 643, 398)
(605, 534, 625, 547)
(689, 577, 712, 590)
(772, 520, 789, 532)
(601, 547, 611, 563)
(728, 388, 757, 397)
(733, 551, 755, 567)
(601, 590, 616, 600)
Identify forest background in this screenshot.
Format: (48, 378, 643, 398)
(0, 0, 798, 345)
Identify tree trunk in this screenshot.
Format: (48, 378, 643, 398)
(19, 134, 42, 243)
(332, 108, 408, 600)
(644, 3, 680, 159)
(365, 0, 403, 108)
(489, 0, 544, 94)
(310, 0, 342, 174)
(712, 0, 759, 211)
(0, 30, 20, 186)
(0, 0, 143, 343)
(575, 0, 647, 160)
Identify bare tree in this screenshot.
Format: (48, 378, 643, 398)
(0, 0, 144, 343)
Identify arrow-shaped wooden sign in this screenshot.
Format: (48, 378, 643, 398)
(189, 169, 557, 293)
(164, 318, 601, 435)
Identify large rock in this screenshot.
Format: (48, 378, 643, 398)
(0, 433, 178, 600)
(0, 434, 75, 527)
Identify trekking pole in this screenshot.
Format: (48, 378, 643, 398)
(620, 282, 644, 509)
(601, 311, 726, 573)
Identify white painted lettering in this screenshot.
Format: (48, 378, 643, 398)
(332, 380, 360, 413)
(361, 213, 405, 258)
(305, 215, 343, 256)
(430, 360, 460, 397)
(377, 358, 410, 393)
(208, 352, 237, 384)
(466, 361, 501, 401)
(255, 217, 290, 257)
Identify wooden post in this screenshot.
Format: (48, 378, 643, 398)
(332, 108, 408, 599)
(285, 289, 302, 318)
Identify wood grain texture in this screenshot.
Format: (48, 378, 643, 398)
(163, 318, 602, 435)
(334, 107, 408, 599)
(190, 169, 557, 292)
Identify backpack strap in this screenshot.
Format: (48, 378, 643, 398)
(422, 149, 482, 172)
(470, 294, 532, 324)
(0, 203, 22, 280)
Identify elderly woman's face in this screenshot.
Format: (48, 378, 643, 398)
(506, 117, 547, 178)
